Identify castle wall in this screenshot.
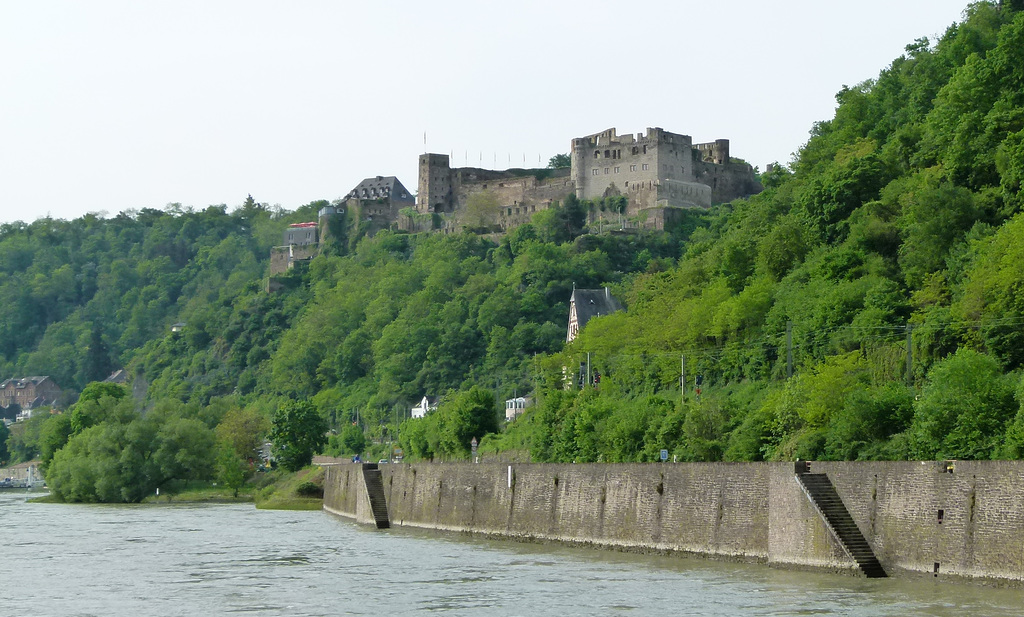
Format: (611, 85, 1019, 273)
(413, 127, 762, 232)
(324, 460, 1024, 585)
(693, 160, 764, 204)
(268, 244, 317, 276)
(695, 139, 730, 165)
(572, 128, 682, 203)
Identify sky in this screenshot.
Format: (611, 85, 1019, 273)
(0, 0, 974, 225)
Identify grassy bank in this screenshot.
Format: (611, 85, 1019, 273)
(253, 466, 325, 510)
(26, 467, 325, 508)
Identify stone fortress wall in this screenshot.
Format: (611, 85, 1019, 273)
(324, 460, 1024, 586)
(414, 154, 574, 231)
(413, 127, 762, 232)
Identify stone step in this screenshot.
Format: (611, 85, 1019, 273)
(797, 472, 886, 578)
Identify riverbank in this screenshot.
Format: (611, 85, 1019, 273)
(323, 460, 1024, 587)
(23, 467, 324, 508)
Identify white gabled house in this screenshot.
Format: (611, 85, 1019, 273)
(411, 395, 437, 419)
(505, 396, 532, 422)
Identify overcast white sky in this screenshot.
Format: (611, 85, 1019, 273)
(0, 0, 972, 224)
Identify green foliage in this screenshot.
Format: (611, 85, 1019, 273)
(46, 396, 216, 502)
(339, 423, 366, 455)
(908, 349, 1017, 459)
(269, 400, 328, 471)
(548, 153, 571, 169)
(216, 442, 250, 498)
(0, 421, 9, 464)
(295, 480, 323, 498)
(39, 413, 73, 469)
(435, 386, 498, 458)
(215, 407, 269, 462)
(4, 413, 51, 464)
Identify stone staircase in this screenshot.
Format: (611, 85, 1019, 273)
(361, 463, 390, 529)
(796, 471, 886, 578)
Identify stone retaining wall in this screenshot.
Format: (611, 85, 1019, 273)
(322, 460, 1024, 585)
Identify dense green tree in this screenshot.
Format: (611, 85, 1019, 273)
(269, 400, 328, 471)
(548, 153, 571, 169)
(908, 349, 1017, 459)
(436, 387, 498, 458)
(216, 443, 249, 497)
(215, 407, 269, 462)
(339, 423, 367, 455)
(38, 413, 73, 469)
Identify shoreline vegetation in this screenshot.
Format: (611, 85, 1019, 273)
(26, 467, 325, 510)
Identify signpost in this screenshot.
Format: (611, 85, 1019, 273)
(660, 449, 669, 462)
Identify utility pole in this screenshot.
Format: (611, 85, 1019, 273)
(906, 322, 913, 386)
(681, 354, 686, 405)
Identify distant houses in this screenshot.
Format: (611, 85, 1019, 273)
(0, 376, 61, 419)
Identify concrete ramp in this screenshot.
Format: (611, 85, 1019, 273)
(361, 463, 390, 529)
(796, 471, 885, 578)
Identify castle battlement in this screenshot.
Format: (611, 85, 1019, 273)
(412, 125, 760, 234)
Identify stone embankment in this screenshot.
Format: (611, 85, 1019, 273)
(322, 460, 1024, 586)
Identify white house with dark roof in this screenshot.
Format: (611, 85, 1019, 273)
(566, 287, 624, 342)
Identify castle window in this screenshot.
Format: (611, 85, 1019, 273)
(642, 163, 649, 171)
(614, 167, 620, 173)
(604, 168, 609, 174)
(592, 169, 599, 176)
(604, 150, 610, 158)
(630, 164, 637, 172)
(632, 146, 638, 155)
(643, 145, 648, 154)
(594, 150, 599, 158)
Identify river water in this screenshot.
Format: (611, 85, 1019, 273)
(2, 491, 1023, 617)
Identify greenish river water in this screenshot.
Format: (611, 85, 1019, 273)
(2, 490, 1023, 616)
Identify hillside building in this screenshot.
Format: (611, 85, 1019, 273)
(570, 127, 762, 228)
(416, 126, 761, 233)
(567, 287, 624, 343)
(0, 376, 61, 411)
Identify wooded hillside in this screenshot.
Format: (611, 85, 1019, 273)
(3, 2, 1024, 500)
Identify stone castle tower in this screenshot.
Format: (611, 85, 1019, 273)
(417, 153, 455, 214)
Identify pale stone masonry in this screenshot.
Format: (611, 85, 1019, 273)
(416, 126, 761, 232)
(324, 460, 1024, 586)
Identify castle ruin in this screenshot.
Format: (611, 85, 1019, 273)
(413, 127, 761, 232)
(411, 154, 574, 231)
(268, 126, 762, 283)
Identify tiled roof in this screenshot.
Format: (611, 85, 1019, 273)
(571, 288, 623, 330)
(344, 176, 415, 203)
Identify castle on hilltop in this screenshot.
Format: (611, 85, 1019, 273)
(411, 127, 761, 232)
(268, 126, 761, 279)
